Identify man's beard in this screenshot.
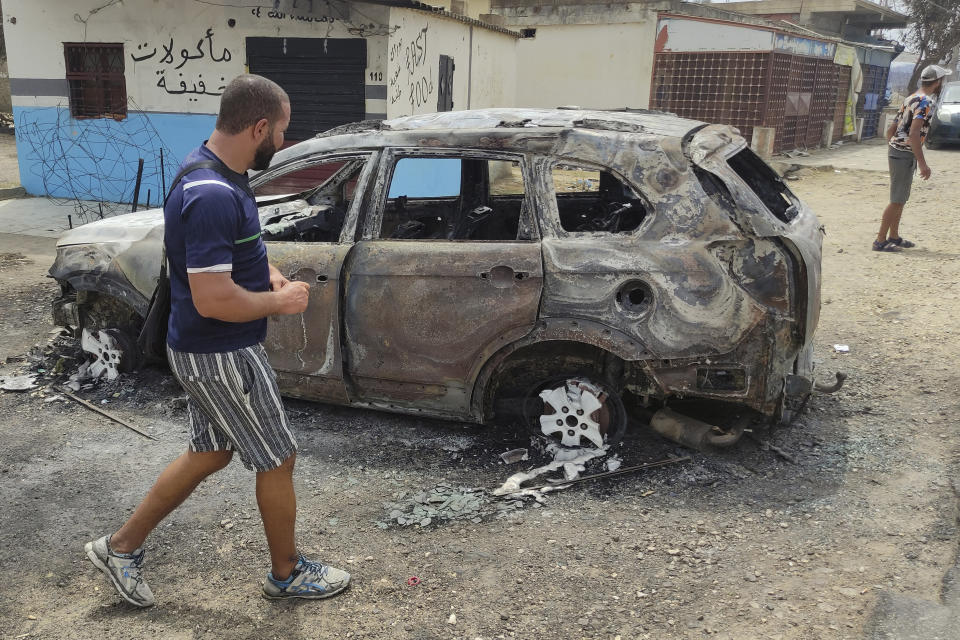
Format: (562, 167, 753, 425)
(253, 131, 278, 171)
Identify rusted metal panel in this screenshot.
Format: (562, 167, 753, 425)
(343, 240, 543, 416)
(262, 242, 352, 404)
(687, 125, 822, 355)
(539, 237, 767, 360)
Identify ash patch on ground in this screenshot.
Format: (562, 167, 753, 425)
(0, 252, 31, 270)
(379, 486, 522, 528)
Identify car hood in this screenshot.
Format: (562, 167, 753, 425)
(56, 208, 164, 248)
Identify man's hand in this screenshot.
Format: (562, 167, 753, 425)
(274, 280, 310, 315)
(919, 162, 932, 180)
(268, 264, 289, 291)
(188, 271, 310, 322)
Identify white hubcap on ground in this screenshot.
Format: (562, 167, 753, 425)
(538, 379, 606, 448)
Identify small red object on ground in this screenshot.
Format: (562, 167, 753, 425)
(407, 576, 421, 586)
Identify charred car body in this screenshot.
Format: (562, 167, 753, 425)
(50, 109, 822, 449)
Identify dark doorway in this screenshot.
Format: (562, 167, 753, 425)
(438, 54, 455, 112)
(246, 37, 367, 141)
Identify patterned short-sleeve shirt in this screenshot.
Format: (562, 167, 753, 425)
(889, 91, 937, 152)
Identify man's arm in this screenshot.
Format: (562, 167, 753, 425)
(909, 118, 931, 180)
(189, 271, 309, 322)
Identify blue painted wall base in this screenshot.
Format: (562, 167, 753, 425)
(13, 106, 217, 204)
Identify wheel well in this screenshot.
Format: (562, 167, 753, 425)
(77, 290, 144, 335)
(481, 340, 625, 421)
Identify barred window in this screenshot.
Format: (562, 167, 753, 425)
(64, 43, 127, 119)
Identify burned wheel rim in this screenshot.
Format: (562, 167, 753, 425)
(523, 375, 627, 449)
(80, 327, 142, 377)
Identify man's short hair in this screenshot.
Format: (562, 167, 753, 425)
(215, 75, 289, 135)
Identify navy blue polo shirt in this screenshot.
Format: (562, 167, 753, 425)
(163, 144, 269, 353)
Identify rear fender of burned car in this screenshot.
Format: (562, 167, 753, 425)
(686, 124, 823, 406)
(520, 125, 820, 418)
(686, 127, 822, 344)
(49, 209, 165, 327)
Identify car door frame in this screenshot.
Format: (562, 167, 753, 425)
(358, 147, 542, 242)
(343, 146, 545, 420)
(249, 149, 381, 404)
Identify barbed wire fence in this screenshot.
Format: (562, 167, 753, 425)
(15, 97, 182, 225)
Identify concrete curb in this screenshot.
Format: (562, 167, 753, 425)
(0, 186, 26, 200)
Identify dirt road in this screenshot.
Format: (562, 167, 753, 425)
(1, 143, 958, 640)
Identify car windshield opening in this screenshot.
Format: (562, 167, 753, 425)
(255, 158, 367, 242)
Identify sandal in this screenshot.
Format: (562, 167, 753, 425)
(888, 237, 915, 248)
(872, 239, 902, 252)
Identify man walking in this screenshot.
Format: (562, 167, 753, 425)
(85, 75, 350, 606)
(873, 64, 952, 252)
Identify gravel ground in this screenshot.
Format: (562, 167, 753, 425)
(1, 144, 958, 640)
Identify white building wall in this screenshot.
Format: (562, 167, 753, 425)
(386, 9, 516, 118)
(2, 0, 518, 199)
(655, 17, 775, 53)
(515, 22, 657, 110)
(469, 27, 517, 110)
(3, 0, 391, 115)
(429, 0, 494, 20)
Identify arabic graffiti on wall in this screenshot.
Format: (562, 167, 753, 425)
(249, 6, 336, 24)
(389, 24, 435, 111)
(130, 27, 233, 102)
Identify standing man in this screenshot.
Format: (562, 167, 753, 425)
(85, 75, 350, 606)
(873, 64, 952, 252)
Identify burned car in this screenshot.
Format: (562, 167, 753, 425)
(50, 108, 822, 450)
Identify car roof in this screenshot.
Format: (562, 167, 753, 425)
(266, 108, 709, 170)
(381, 108, 703, 137)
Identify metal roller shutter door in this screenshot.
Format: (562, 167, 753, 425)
(246, 37, 367, 141)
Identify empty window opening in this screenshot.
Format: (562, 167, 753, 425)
(552, 164, 647, 233)
(64, 43, 127, 119)
(381, 156, 525, 241)
(254, 157, 368, 242)
(727, 149, 798, 223)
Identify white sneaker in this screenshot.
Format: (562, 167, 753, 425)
(262, 553, 350, 600)
(84, 535, 155, 607)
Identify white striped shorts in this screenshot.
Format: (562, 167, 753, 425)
(166, 343, 297, 472)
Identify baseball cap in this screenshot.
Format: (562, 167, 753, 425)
(920, 64, 952, 82)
